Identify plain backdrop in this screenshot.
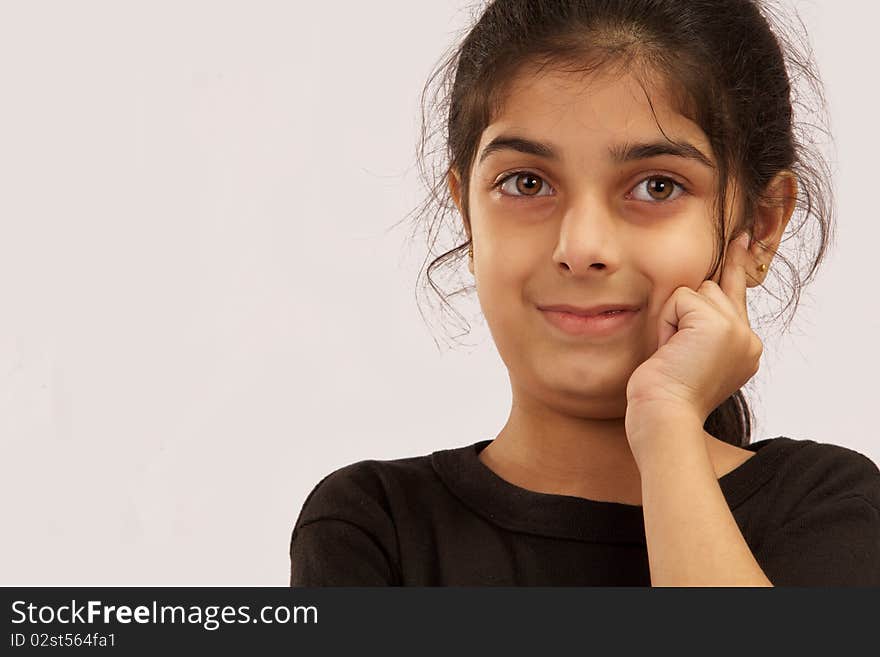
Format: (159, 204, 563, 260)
(0, 0, 876, 585)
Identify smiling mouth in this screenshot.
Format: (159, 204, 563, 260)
(539, 307, 640, 337)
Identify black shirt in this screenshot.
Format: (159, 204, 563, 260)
(289, 436, 880, 586)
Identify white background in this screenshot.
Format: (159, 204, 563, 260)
(0, 0, 876, 585)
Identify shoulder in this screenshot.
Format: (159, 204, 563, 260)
(293, 450, 439, 530)
(751, 438, 880, 586)
(289, 453, 436, 586)
(763, 436, 880, 514)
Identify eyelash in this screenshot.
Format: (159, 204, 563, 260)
(490, 169, 690, 203)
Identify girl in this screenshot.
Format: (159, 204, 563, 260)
(289, 0, 880, 586)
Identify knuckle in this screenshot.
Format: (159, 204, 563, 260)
(749, 335, 764, 358)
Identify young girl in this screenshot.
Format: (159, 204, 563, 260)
(289, 0, 880, 586)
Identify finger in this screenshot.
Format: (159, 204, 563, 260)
(656, 286, 702, 349)
(718, 232, 751, 323)
(696, 279, 740, 322)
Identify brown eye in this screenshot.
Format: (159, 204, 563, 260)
(632, 176, 686, 203)
(648, 178, 673, 199)
(496, 171, 552, 197)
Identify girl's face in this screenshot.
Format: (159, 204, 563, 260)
(450, 68, 742, 419)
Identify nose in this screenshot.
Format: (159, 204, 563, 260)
(552, 195, 623, 275)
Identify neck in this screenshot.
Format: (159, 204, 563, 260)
(480, 386, 642, 500)
(478, 382, 723, 504)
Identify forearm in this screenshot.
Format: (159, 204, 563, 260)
(638, 422, 773, 587)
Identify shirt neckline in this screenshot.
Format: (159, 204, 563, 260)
(431, 436, 799, 544)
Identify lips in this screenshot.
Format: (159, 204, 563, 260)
(537, 303, 641, 317)
(539, 306, 640, 337)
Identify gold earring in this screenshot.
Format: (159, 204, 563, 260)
(468, 244, 474, 259)
(757, 263, 768, 274)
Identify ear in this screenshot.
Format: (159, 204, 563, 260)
(447, 168, 475, 276)
(747, 170, 798, 287)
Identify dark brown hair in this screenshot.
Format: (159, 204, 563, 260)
(399, 0, 835, 447)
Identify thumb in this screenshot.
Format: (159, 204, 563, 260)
(656, 288, 682, 349)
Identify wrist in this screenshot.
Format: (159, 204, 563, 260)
(625, 401, 704, 436)
(625, 405, 706, 466)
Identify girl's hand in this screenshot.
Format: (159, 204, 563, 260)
(624, 233, 762, 456)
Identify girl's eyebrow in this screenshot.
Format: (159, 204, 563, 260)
(478, 134, 715, 169)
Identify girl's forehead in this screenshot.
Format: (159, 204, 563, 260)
(493, 68, 703, 143)
(481, 70, 715, 170)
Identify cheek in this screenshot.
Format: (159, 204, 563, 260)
(637, 232, 715, 316)
(473, 257, 541, 364)
(473, 255, 521, 315)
